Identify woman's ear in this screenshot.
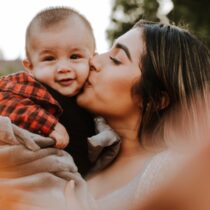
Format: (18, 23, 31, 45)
(159, 92, 170, 110)
(22, 59, 33, 72)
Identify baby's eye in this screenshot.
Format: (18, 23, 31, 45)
(70, 54, 82, 59)
(42, 56, 55, 61)
(109, 56, 121, 65)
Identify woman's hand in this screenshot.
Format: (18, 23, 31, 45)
(0, 144, 77, 179)
(64, 173, 99, 210)
(0, 116, 77, 180)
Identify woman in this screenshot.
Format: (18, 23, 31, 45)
(77, 19, 210, 209)
(1, 20, 210, 209)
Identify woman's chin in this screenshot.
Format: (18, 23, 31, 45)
(77, 91, 91, 107)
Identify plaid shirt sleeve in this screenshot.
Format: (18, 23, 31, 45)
(0, 92, 58, 136)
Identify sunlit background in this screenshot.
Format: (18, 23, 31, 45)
(0, 0, 209, 75)
(0, 0, 112, 60)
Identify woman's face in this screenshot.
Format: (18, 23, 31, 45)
(77, 28, 145, 119)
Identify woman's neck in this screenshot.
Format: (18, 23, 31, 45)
(106, 115, 145, 158)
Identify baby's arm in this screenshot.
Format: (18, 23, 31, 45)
(49, 122, 69, 149)
(0, 92, 70, 149)
(0, 93, 58, 136)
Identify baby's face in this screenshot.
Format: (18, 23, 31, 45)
(25, 17, 95, 97)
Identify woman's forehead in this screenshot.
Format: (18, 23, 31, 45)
(114, 28, 145, 62)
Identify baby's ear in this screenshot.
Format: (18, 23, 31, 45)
(22, 59, 33, 72)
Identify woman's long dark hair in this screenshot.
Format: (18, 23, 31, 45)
(133, 20, 210, 141)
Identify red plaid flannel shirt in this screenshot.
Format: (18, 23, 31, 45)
(0, 71, 63, 136)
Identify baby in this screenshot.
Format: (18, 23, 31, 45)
(0, 7, 97, 176)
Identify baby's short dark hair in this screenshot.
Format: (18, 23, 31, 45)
(25, 6, 95, 59)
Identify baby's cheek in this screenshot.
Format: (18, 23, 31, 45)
(33, 69, 52, 83)
(78, 62, 90, 79)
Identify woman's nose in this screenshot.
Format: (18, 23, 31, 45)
(89, 54, 103, 72)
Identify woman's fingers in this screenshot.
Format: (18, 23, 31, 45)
(54, 171, 79, 181)
(65, 180, 84, 210)
(0, 116, 55, 151)
(0, 145, 72, 168)
(0, 145, 58, 167)
(13, 124, 55, 150)
(0, 150, 77, 178)
(64, 174, 99, 210)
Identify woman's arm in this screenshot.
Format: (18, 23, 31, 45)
(0, 116, 81, 209)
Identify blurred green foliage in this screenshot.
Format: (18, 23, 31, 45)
(0, 60, 22, 76)
(168, 0, 210, 48)
(107, 0, 159, 46)
(107, 0, 210, 48)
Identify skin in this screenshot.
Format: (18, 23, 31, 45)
(77, 27, 144, 119)
(77, 28, 153, 199)
(23, 16, 95, 97)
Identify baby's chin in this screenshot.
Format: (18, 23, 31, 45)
(57, 88, 80, 97)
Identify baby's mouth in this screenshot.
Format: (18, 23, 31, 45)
(58, 78, 74, 86)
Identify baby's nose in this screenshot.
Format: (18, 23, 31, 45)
(57, 68, 71, 73)
(56, 59, 72, 73)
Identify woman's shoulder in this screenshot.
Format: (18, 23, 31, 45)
(87, 151, 155, 199)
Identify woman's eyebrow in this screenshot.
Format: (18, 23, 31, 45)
(115, 43, 132, 61)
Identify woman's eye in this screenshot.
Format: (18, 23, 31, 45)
(70, 54, 81, 59)
(42, 56, 55, 61)
(109, 56, 121, 65)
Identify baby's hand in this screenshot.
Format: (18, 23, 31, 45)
(49, 122, 69, 149)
